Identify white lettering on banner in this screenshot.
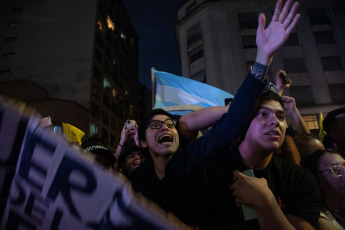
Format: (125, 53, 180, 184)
(5, 178, 63, 230)
(0, 97, 190, 230)
(2, 124, 122, 229)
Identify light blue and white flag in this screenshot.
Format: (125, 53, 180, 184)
(152, 69, 233, 115)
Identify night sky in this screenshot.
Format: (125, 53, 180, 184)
(123, 0, 182, 88)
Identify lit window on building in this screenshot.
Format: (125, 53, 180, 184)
(107, 16, 115, 31)
(103, 77, 111, 89)
(125, 90, 128, 96)
(90, 123, 98, 137)
(97, 19, 104, 32)
(112, 88, 117, 98)
(302, 115, 319, 130)
(121, 33, 126, 39)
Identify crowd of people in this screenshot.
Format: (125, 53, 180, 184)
(72, 0, 345, 229)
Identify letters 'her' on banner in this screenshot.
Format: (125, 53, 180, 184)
(0, 96, 190, 230)
(152, 69, 233, 115)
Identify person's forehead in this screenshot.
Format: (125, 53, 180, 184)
(319, 152, 345, 168)
(258, 100, 284, 112)
(151, 114, 171, 121)
(128, 150, 142, 155)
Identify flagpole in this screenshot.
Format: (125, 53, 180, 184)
(151, 67, 155, 110)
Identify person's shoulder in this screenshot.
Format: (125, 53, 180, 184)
(191, 149, 239, 174)
(272, 156, 316, 182)
(130, 160, 153, 179)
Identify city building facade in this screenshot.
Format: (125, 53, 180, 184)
(176, 0, 345, 133)
(0, 0, 147, 150)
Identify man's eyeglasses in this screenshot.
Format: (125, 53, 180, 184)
(147, 119, 176, 129)
(319, 163, 345, 177)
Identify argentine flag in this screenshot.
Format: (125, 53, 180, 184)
(153, 69, 233, 115)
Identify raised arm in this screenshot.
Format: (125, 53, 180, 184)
(178, 105, 230, 145)
(188, 0, 301, 161)
(255, 0, 300, 66)
(283, 96, 311, 135)
(113, 121, 140, 170)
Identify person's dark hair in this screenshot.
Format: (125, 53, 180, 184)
(138, 108, 175, 141)
(118, 144, 145, 165)
(257, 89, 284, 109)
(81, 137, 116, 167)
(322, 134, 335, 149)
(323, 107, 345, 134)
(230, 89, 285, 149)
(303, 149, 341, 178)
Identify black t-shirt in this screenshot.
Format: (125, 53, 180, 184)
(171, 149, 321, 230)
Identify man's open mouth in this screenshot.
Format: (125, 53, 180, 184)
(158, 134, 173, 143)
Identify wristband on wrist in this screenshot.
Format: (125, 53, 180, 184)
(118, 143, 124, 147)
(251, 62, 268, 81)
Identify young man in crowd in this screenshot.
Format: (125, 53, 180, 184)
(171, 89, 321, 229)
(131, 0, 300, 215)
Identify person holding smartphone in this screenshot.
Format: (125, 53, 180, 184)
(113, 120, 142, 171)
(170, 1, 326, 229)
(132, 0, 304, 221)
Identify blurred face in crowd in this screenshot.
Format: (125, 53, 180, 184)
(243, 100, 287, 153)
(124, 150, 145, 174)
(328, 113, 345, 155)
(141, 114, 179, 159)
(318, 151, 345, 197)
